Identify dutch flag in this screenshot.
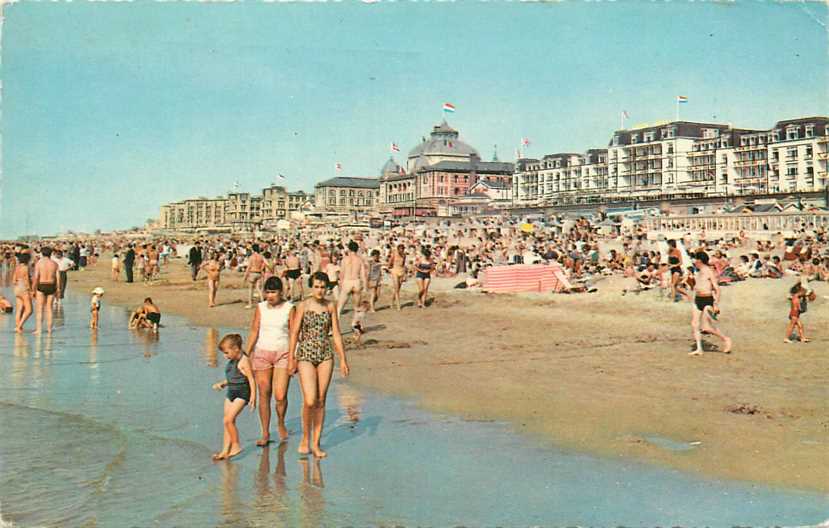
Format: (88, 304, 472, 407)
(442, 102, 456, 113)
(391, 143, 400, 153)
(676, 95, 688, 104)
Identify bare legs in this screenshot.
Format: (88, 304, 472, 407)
(391, 273, 403, 311)
(213, 398, 247, 460)
(369, 285, 380, 312)
(297, 359, 334, 458)
(690, 307, 731, 356)
(15, 293, 32, 333)
(288, 277, 303, 302)
(33, 292, 54, 335)
(416, 278, 431, 308)
(336, 287, 361, 327)
(254, 366, 291, 446)
(207, 279, 218, 307)
(784, 317, 808, 343)
(248, 277, 263, 307)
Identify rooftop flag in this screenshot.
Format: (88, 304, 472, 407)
(622, 110, 630, 119)
(391, 143, 400, 153)
(277, 173, 285, 180)
(521, 137, 530, 147)
(676, 95, 688, 103)
(335, 162, 342, 172)
(442, 102, 456, 113)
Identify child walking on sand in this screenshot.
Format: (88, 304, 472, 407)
(784, 283, 815, 343)
(351, 299, 369, 347)
(211, 333, 256, 460)
(90, 287, 104, 329)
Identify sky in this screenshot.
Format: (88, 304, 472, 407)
(2, 0, 827, 237)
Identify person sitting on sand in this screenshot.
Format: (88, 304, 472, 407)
(0, 294, 12, 313)
(130, 298, 161, 331)
(211, 333, 256, 461)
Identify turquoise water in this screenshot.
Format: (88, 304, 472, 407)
(0, 287, 827, 527)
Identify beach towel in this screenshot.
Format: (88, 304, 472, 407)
(481, 263, 570, 293)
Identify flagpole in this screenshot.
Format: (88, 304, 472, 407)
(675, 99, 679, 122)
(620, 112, 624, 130)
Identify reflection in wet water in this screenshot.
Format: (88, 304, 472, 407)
(252, 441, 290, 521)
(204, 328, 218, 368)
(337, 382, 363, 427)
(299, 456, 325, 528)
(217, 461, 243, 528)
(1, 289, 828, 528)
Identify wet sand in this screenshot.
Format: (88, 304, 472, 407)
(68, 257, 829, 493)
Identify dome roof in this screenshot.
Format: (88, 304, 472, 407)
(380, 157, 402, 180)
(407, 120, 478, 159)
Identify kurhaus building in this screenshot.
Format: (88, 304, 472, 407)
(513, 116, 829, 207)
(381, 121, 514, 217)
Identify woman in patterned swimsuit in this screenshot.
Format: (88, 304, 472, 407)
(288, 271, 349, 458)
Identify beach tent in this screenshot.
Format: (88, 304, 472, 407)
(520, 223, 535, 234)
(481, 263, 570, 293)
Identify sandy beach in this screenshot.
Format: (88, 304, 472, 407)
(68, 256, 829, 493)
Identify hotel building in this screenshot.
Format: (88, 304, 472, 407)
(513, 116, 829, 207)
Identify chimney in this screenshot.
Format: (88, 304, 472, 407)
(469, 153, 480, 187)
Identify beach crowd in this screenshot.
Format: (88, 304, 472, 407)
(1, 213, 826, 458)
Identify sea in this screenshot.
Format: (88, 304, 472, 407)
(0, 284, 827, 527)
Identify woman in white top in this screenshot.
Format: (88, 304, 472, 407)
(246, 276, 296, 446)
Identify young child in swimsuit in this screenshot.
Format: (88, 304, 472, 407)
(211, 333, 256, 460)
(351, 299, 370, 347)
(784, 283, 814, 344)
(90, 287, 104, 329)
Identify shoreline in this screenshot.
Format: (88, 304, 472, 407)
(65, 257, 829, 494)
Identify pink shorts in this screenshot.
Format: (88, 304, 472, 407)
(252, 347, 289, 371)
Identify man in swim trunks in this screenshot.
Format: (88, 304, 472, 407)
(32, 246, 60, 335)
(336, 241, 368, 329)
(142, 297, 162, 332)
(284, 250, 303, 301)
(244, 244, 266, 308)
(690, 251, 732, 357)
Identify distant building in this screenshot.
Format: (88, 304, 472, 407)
(314, 177, 380, 217)
(159, 185, 314, 233)
(513, 116, 829, 207)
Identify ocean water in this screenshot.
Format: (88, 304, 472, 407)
(0, 286, 827, 527)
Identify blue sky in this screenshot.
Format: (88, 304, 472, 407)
(2, 1, 827, 237)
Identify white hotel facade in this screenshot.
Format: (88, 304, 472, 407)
(513, 117, 829, 207)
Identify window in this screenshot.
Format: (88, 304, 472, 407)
(630, 134, 638, 144)
(787, 147, 797, 159)
(786, 127, 799, 141)
(644, 132, 655, 142)
(667, 144, 674, 154)
(805, 125, 814, 138)
(612, 135, 620, 146)
(806, 146, 813, 158)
